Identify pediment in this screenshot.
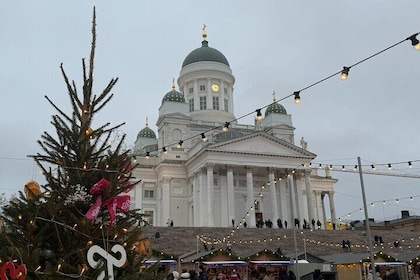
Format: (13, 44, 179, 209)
(208, 132, 315, 159)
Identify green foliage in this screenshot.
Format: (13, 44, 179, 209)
(0, 7, 151, 279)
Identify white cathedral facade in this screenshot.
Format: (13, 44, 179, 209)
(130, 31, 337, 229)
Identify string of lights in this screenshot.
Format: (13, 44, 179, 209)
(311, 159, 420, 172)
(133, 32, 419, 155)
(155, 231, 420, 261)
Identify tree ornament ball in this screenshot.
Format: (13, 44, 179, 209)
(24, 181, 41, 200)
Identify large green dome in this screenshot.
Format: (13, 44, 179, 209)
(162, 88, 185, 103)
(265, 102, 287, 116)
(182, 40, 230, 68)
(137, 126, 156, 139)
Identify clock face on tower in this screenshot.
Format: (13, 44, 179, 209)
(211, 83, 220, 92)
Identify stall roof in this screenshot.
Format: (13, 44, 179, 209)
(203, 261, 248, 267)
(376, 262, 408, 267)
(143, 260, 177, 266)
(250, 260, 294, 266)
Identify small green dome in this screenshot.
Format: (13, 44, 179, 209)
(265, 102, 287, 116)
(162, 88, 185, 103)
(182, 40, 230, 68)
(137, 126, 156, 139)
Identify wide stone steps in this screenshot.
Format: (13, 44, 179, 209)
(141, 226, 420, 258)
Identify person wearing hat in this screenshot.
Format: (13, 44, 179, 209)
(181, 268, 191, 280)
(228, 269, 240, 280)
(199, 265, 208, 280)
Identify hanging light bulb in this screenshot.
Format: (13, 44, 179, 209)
(318, 164, 322, 169)
(342, 165, 346, 171)
(340, 66, 350, 80)
(329, 165, 333, 170)
(407, 34, 420, 51)
(146, 152, 150, 159)
(162, 147, 167, 154)
(201, 133, 207, 142)
(294, 91, 301, 104)
(255, 109, 263, 120)
(177, 140, 183, 148)
(223, 122, 230, 132)
(408, 161, 413, 168)
(388, 164, 392, 170)
(371, 164, 376, 170)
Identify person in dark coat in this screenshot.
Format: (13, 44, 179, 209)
(198, 265, 208, 280)
(314, 269, 324, 280)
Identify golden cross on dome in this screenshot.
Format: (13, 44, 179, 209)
(272, 91, 277, 101)
(146, 116, 148, 127)
(172, 77, 175, 90)
(202, 24, 207, 39)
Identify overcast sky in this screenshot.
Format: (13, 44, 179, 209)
(1, 1, 419, 222)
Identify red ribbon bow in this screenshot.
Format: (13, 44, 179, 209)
(85, 178, 131, 227)
(0, 262, 27, 280)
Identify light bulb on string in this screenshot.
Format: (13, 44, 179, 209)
(409, 161, 413, 168)
(407, 34, 420, 51)
(223, 122, 230, 132)
(340, 66, 350, 80)
(201, 133, 207, 142)
(388, 164, 392, 170)
(177, 140, 183, 148)
(294, 91, 301, 104)
(255, 109, 263, 120)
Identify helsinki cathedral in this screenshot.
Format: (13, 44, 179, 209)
(131, 28, 337, 229)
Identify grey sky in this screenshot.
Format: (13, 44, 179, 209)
(1, 1, 419, 222)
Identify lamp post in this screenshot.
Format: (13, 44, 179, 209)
(358, 156, 376, 280)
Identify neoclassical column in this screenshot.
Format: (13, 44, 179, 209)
(328, 191, 337, 229)
(294, 173, 305, 224)
(246, 166, 256, 228)
(315, 191, 323, 229)
(227, 165, 235, 226)
(220, 169, 228, 226)
(278, 175, 288, 225)
(269, 168, 279, 228)
(206, 163, 215, 227)
(321, 192, 327, 229)
(288, 174, 297, 222)
(207, 78, 213, 109)
(135, 181, 143, 211)
(161, 177, 171, 226)
(193, 80, 198, 110)
(192, 172, 200, 226)
(199, 168, 208, 226)
(304, 170, 315, 225)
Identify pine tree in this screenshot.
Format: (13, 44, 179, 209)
(0, 8, 160, 280)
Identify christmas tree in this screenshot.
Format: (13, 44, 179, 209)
(0, 8, 159, 280)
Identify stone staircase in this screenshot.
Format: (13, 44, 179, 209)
(142, 226, 420, 258)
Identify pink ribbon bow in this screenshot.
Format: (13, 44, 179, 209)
(85, 178, 131, 227)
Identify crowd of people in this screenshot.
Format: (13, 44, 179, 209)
(164, 265, 298, 280)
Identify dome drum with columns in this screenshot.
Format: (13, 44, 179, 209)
(131, 28, 337, 229)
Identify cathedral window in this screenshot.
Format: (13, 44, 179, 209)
(212, 97, 219, 110)
(200, 96, 207, 110)
(144, 190, 154, 198)
(199, 85, 206, 91)
(189, 99, 194, 112)
(224, 88, 228, 94)
(224, 99, 229, 112)
(189, 87, 194, 94)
